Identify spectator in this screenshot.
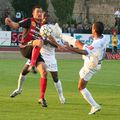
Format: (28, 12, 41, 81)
(62, 23, 69, 33)
(114, 8, 120, 18)
(114, 8, 120, 33)
(15, 11, 22, 22)
(76, 13, 83, 24)
(68, 24, 76, 36)
(76, 23, 84, 33)
(112, 30, 118, 54)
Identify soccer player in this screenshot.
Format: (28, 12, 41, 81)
(10, 35, 66, 104)
(65, 22, 109, 115)
(5, 6, 48, 107)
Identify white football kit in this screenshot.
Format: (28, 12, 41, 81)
(79, 35, 109, 81)
(41, 43, 58, 72)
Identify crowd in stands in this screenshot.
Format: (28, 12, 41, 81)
(0, 10, 118, 35)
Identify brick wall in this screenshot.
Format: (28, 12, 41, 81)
(73, 0, 120, 27)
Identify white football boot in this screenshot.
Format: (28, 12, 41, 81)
(59, 95, 66, 104)
(88, 105, 101, 115)
(10, 89, 22, 97)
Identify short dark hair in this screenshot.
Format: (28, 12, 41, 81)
(94, 22, 104, 35)
(32, 5, 42, 12)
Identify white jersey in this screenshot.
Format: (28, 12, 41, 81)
(40, 44, 55, 57)
(79, 35, 109, 81)
(82, 35, 109, 69)
(40, 31, 56, 56)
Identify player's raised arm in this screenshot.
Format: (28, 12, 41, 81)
(5, 17, 19, 29)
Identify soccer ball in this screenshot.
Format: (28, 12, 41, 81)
(40, 24, 52, 37)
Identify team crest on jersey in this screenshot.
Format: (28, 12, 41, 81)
(31, 21, 36, 27)
(88, 46, 94, 50)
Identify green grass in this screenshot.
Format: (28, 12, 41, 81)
(0, 58, 120, 120)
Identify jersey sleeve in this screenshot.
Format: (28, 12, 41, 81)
(19, 18, 31, 28)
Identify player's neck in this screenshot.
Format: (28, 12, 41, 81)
(94, 34, 103, 40)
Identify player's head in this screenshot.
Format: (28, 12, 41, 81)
(41, 11, 48, 25)
(112, 29, 118, 35)
(92, 22, 104, 36)
(32, 5, 43, 21)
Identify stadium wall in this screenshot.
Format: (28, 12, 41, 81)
(73, 0, 120, 27)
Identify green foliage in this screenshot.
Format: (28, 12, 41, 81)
(38, 0, 48, 10)
(12, 0, 48, 17)
(51, 0, 75, 23)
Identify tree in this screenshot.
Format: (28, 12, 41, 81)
(51, 0, 75, 23)
(12, 0, 48, 17)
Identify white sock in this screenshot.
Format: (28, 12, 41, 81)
(54, 80, 64, 98)
(80, 88, 99, 107)
(17, 73, 26, 91)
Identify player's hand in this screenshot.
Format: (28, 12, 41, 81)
(5, 17, 12, 25)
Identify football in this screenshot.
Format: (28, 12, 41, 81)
(40, 24, 52, 37)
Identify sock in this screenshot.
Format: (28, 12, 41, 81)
(17, 73, 26, 91)
(80, 88, 98, 107)
(54, 80, 64, 98)
(40, 78, 47, 99)
(31, 46, 40, 66)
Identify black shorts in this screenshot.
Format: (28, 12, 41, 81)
(20, 45, 44, 64)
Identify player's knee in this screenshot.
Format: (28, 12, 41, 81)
(33, 40, 43, 47)
(42, 70, 47, 78)
(53, 78, 58, 83)
(21, 65, 29, 75)
(78, 83, 85, 91)
(78, 84, 82, 91)
(51, 72, 58, 82)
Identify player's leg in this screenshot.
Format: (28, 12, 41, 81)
(78, 68, 101, 115)
(20, 43, 41, 73)
(10, 61, 30, 97)
(37, 61, 48, 107)
(30, 39, 43, 72)
(50, 71, 65, 104)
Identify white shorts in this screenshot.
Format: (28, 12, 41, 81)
(43, 56, 58, 72)
(79, 64, 101, 81)
(26, 55, 58, 72)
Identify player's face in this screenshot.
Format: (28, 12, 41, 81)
(32, 8, 43, 21)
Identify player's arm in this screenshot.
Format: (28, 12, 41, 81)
(65, 41, 88, 55)
(44, 39, 57, 48)
(75, 40, 84, 49)
(5, 18, 19, 29)
(48, 35, 59, 46)
(48, 35, 65, 49)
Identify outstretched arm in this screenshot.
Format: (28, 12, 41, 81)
(65, 41, 88, 55)
(44, 39, 57, 48)
(5, 18, 19, 29)
(48, 35, 66, 50)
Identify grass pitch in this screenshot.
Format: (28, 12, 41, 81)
(0, 53, 120, 120)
